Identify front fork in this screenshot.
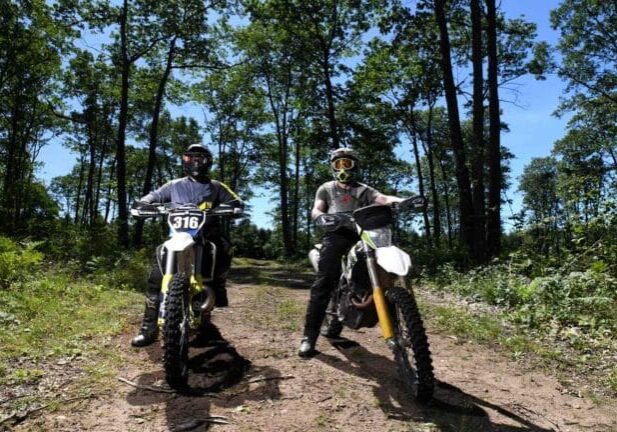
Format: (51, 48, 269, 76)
(158, 246, 207, 325)
(364, 249, 396, 342)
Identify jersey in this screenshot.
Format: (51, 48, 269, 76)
(141, 177, 241, 208)
(140, 177, 242, 228)
(315, 180, 380, 214)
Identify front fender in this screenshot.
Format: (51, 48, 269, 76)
(375, 246, 411, 276)
(163, 232, 195, 252)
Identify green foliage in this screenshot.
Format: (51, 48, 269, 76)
(0, 237, 44, 290)
(432, 256, 617, 340)
(0, 270, 142, 364)
(94, 248, 152, 291)
(232, 220, 277, 260)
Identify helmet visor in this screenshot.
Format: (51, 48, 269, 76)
(331, 158, 355, 170)
(183, 153, 210, 163)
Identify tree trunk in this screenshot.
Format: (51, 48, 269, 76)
(470, 0, 486, 263)
(94, 132, 109, 224)
(2, 90, 21, 232)
(322, 53, 339, 149)
(83, 119, 97, 226)
(408, 111, 432, 244)
(424, 102, 441, 245)
(292, 139, 301, 251)
(263, 63, 294, 257)
(104, 158, 116, 224)
(134, 36, 177, 246)
(434, 0, 475, 260)
(115, 0, 130, 247)
(437, 148, 454, 250)
(486, 0, 502, 258)
(74, 154, 86, 224)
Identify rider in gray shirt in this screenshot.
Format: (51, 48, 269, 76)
(131, 144, 242, 347)
(298, 148, 405, 357)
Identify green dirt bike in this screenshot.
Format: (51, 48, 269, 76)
(131, 202, 241, 388)
(309, 197, 435, 403)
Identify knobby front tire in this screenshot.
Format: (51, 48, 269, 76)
(387, 286, 435, 404)
(163, 273, 190, 389)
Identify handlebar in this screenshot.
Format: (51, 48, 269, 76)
(396, 195, 427, 213)
(130, 202, 243, 219)
(314, 196, 427, 232)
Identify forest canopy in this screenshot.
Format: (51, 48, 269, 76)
(0, 0, 615, 276)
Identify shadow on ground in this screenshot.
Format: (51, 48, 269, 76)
(125, 322, 285, 431)
(317, 337, 553, 432)
(229, 265, 313, 289)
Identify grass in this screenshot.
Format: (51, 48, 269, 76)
(418, 297, 566, 365)
(0, 270, 143, 391)
(417, 290, 617, 401)
(314, 411, 330, 428)
(606, 367, 617, 392)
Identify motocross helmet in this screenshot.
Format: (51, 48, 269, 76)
(330, 147, 359, 184)
(182, 143, 213, 181)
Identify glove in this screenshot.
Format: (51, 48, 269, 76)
(131, 200, 149, 210)
(130, 201, 157, 218)
(315, 214, 340, 230)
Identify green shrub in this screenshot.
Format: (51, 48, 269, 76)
(523, 271, 617, 331)
(0, 237, 44, 289)
(431, 260, 617, 335)
(91, 249, 152, 291)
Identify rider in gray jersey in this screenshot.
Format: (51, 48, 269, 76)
(298, 148, 405, 358)
(131, 144, 243, 347)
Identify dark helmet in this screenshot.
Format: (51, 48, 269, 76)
(330, 147, 359, 183)
(182, 143, 213, 181)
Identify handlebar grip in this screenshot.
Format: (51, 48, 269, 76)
(398, 196, 427, 213)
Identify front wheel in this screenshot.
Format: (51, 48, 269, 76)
(163, 273, 190, 388)
(387, 286, 434, 404)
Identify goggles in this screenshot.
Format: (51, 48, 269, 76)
(331, 157, 356, 170)
(182, 153, 210, 163)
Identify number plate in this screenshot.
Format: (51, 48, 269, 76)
(168, 210, 205, 232)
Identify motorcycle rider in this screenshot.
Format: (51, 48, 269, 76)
(298, 147, 405, 358)
(131, 143, 243, 347)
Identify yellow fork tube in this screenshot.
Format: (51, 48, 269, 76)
(366, 255, 395, 340)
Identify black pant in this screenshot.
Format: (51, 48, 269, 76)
(145, 233, 232, 307)
(303, 229, 359, 341)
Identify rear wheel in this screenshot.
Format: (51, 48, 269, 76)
(163, 273, 190, 389)
(387, 286, 434, 404)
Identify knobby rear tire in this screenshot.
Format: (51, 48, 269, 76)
(387, 286, 434, 404)
(163, 273, 190, 389)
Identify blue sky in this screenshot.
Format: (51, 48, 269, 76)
(38, 0, 568, 230)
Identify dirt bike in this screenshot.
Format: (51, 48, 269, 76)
(309, 196, 435, 403)
(131, 202, 242, 388)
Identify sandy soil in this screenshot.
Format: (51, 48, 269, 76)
(6, 265, 617, 432)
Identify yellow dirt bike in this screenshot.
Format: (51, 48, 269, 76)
(309, 197, 435, 403)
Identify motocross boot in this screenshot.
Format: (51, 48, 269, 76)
(131, 297, 159, 347)
(320, 301, 343, 338)
(211, 277, 229, 307)
(298, 336, 317, 358)
(320, 320, 343, 338)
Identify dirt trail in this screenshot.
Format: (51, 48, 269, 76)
(11, 265, 617, 432)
